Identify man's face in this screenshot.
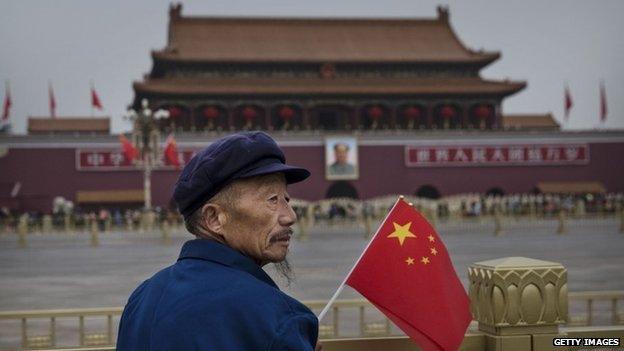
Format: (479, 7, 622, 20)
(222, 174, 296, 265)
(334, 144, 349, 164)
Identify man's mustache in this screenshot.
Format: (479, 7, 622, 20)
(269, 228, 293, 243)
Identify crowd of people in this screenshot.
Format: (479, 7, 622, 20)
(0, 192, 622, 234)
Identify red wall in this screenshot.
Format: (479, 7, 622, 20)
(284, 142, 624, 200)
(1, 142, 623, 213)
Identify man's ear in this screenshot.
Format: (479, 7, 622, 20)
(201, 203, 227, 236)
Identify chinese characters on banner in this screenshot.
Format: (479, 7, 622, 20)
(405, 144, 589, 167)
(76, 149, 197, 171)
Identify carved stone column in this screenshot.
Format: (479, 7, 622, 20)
(468, 257, 568, 350)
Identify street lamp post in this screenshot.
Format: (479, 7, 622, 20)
(125, 99, 169, 211)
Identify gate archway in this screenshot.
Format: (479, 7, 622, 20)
(325, 181, 359, 199)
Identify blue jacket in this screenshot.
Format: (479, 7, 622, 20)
(117, 239, 319, 351)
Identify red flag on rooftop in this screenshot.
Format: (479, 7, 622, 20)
(564, 85, 573, 120)
(91, 86, 103, 111)
(346, 198, 471, 351)
(600, 81, 608, 122)
(119, 134, 138, 162)
(164, 133, 180, 168)
(2, 82, 11, 122)
(48, 82, 56, 118)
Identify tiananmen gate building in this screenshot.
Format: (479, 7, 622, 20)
(1, 4, 622, 213)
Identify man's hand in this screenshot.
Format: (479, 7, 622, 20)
(315, 340, 323, 351)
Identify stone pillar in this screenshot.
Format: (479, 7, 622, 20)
(493, 207, 503, 236)
(557, 210, 567, 234)
(17, 214, 28, 248)
(468, 257, 568, 351)
(42, 215, 53, 234)
(161, 219, 171, 245)
(90, 218, 99, 247)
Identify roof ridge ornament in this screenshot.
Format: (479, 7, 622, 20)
(437, 5, 449, 22)
(169, 3, 182, 19)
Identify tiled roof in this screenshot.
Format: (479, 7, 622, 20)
(156, 4, 498, 64)
(502, 114, 560, 130)
(134, 77, 525, 96)
(27, 117, 110, 134)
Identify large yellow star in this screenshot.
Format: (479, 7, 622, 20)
(387, 222, 416, 246)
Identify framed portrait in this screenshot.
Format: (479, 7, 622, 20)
(325, 136, 359, 180)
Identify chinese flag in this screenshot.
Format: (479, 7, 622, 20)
(2, 83, 11, 122)
(118, 134, 138, 162)
(91, 87, 103, 110)
(164, 133, 180, 167)
(600, 81, 608, 122)
(346, 198, 471, 351)
(49, 83, 56, 118)
(564, 85, 573, 120)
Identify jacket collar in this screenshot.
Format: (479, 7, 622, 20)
(177, 238, 278, 289)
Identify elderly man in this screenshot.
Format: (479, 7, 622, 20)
(117, 132, 320, 351)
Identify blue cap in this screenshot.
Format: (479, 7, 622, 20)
(173, 132, 310, 218)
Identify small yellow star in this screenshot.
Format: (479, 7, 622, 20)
(387, 222, 416, 246)
(405, 257, 415, 265)
(427, 234, 435, 243)
(421, 256, 430, 265)
(430, 247, 438, 256)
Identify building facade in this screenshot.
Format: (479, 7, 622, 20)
(1, 4, 621, 214)
(133, 4, 529, 133)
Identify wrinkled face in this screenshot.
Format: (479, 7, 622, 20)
(335, 144, 349, 164)
(222, 174, 296, 265)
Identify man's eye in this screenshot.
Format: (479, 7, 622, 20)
(269, 196, 278, 203)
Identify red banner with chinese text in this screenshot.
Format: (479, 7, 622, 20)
(405, 143, 589, 167)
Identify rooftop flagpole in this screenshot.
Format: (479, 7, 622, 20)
(90, 80, 94, 118)
(317, 195, 404, 322)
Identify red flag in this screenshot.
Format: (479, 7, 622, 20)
(2, 83, 11, 122)
(346, 198, 471, 351)
(164, 133, 180, 167)
(600, 81, 608, 122)
(119, 134, 138, 162)
(49, 83, 56, 118)
(564, 85, 573, 120)
(91, 87, 103, 110)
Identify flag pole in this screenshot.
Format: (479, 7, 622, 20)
(317, 195, 405, 322)
(90, 80, 94, 117)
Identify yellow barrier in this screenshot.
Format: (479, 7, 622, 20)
(1, 291, 622, 350)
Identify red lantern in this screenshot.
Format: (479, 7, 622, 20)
(367, 106, 383, 120)
(242, 106, 257, 122)
(278, 106, 295, 120)
(168, 106, 183, 118)
(440, 106, 456, 119)
(320, 63, 336, 79)
(202, 106, 219, 119)
(403, 106, 421, 120)
(474, 105, 492, 119)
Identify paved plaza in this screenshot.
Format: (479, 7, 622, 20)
(1, 218, 622, 311)
(0, 218, 622, 348)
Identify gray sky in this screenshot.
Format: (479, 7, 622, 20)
(1, 0, 623, 134)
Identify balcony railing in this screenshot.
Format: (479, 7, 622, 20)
(1, 291, 622, 351)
